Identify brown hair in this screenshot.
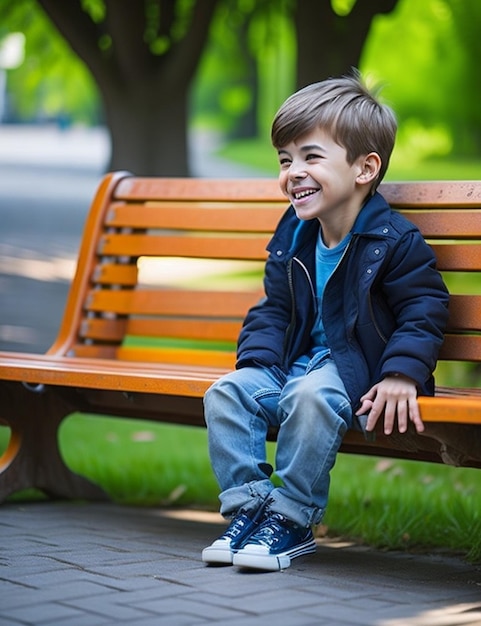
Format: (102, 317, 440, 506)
(271, 70, 397, 189)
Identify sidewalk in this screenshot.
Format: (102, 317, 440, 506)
(0, 501, 480, 626)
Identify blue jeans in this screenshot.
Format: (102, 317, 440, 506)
(203, 354, 353, 527)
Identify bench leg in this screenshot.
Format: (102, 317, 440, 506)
(0, 381, 108, 503)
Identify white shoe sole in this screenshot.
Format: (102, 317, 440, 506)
(233, 539, 316, 571)
(202, 542, 234, 565)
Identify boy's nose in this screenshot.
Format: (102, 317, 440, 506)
(288, 162, 307, 179)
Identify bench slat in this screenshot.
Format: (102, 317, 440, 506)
(404, 210, 481, 238)
(79, 317, 128, 341)
(447, 295, 481, 331)
(107, 202, 284, 231)
(439, 334, 481, 361)
(98, 233, 270, 260)
(418, 395, 481, 424)
(80, 317, 242, 343)
(430, 243, 481, 271)
(92, 263, 138, 286)
(117, 346, 236, 368)
(114, 177, 285, 202)
(85, 288, 261, 317)
(381, 180, 481, 208)
(0, 353, 218, 395)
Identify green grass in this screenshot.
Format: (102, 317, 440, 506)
(1, 415, 480, 562)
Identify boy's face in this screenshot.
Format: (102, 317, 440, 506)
(277, 128, 369, 232)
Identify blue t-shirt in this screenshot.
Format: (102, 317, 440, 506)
(310, 230, 352, 356)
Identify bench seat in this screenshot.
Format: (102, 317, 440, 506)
(1, 173, 480, 502)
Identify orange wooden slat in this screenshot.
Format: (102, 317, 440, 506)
(117, 346, 236, 369)
(380, 180, 481, 208)
(69, 344, 119, 358)
(446, 295, 481, 331)
(418, 395, 481, 424)
(79, 318, 127, 342)
(0, 353, 218, 396)
(439, 334, 481, 361)
(404, 210, 481, 238)
(85, 288, 261, 317)
(125, 317, 242, 342)
(114, 178, 481, 208)
(114, 177, 285, 202)
(106, 202, 285, 232)
(80, 317, 242, 343)
(98, 233, 271, 260)
(92, 263, 138, 286)
(1, 350, 224, 375)
(430, 243, 481, 271)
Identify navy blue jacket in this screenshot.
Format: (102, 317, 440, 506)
(237, 191, 450, 410)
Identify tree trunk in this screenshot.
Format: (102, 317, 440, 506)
(102, 81, 189, 176)
(295, 0, 399, 89)
(36, 0, 219, 176)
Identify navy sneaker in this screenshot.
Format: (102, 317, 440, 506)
(202, 506, 266, 565)
(233, 512, 316, 571)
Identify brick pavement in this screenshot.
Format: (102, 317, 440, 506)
(0, 502, 480, 625)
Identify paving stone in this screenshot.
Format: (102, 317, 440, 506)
(0, 502, 480, 626)
(0, 602, 87, 624)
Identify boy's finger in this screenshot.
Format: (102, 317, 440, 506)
(396, 399, 408, 433)
(355, 399, 372, 416)
(409, 398, 424, 432)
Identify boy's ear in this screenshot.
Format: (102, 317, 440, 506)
(356, 152, 382, 186)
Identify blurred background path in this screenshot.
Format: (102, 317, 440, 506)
(0, 124, 267, 353)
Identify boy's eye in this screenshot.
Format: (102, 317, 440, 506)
(306, 153, 322, 161)
(279, 157, 291, 168)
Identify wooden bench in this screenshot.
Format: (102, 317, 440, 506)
(1, 172, 481, 502)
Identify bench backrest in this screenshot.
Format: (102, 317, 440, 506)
(50, 173, 481, 383)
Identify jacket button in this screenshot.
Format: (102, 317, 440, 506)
(374, 248, 380, 255)
(276, 250, 283, 256)
(382, 228, 389, 234)
(367, 268, 372, 274)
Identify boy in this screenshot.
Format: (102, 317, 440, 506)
(202, 71, 449, 572)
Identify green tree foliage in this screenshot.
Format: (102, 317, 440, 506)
(0, 0, 99, 124)
(192, 0, 296, 140)
(445, 0, 481, 155)
(361, 0, 481, 158)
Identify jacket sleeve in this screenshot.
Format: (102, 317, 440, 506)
(378, 229, 450, 387)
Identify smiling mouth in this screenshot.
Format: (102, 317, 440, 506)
(292, 188, 319, 200)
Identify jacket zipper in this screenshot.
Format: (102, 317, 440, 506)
(367, 292, 388, 344)
(283, 256, 316, 365)
(283, 259, 297, 361)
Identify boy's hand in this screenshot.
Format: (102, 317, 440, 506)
(355, 375, 424, 435)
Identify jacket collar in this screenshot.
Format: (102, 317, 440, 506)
(351, 191, 392, 235)
(268, 191, 394, 258)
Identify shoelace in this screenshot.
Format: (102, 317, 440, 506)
(247, 513, 292, 547)
(224, 514, 251, 539)
(225, 495, 275, 540)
